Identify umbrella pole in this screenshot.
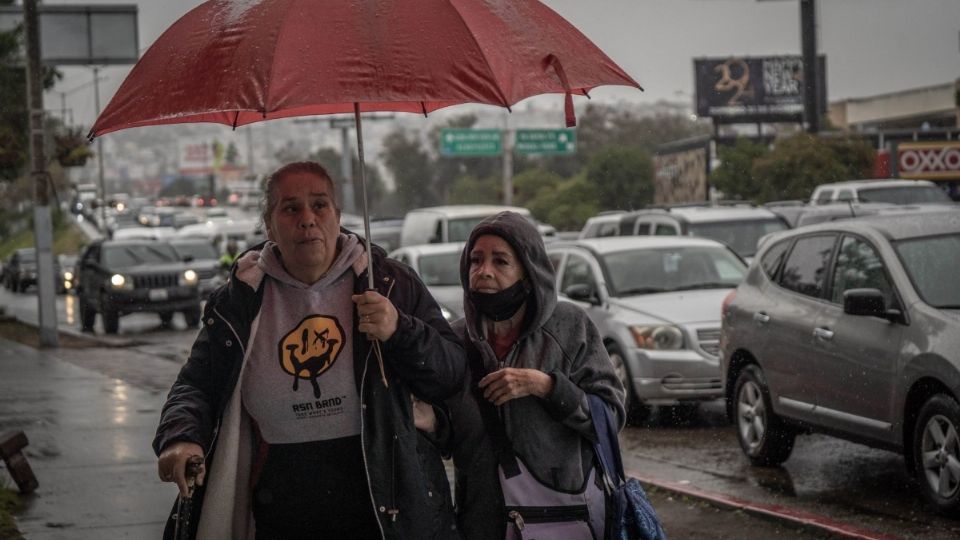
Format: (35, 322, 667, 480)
(353, 103, 375, 291)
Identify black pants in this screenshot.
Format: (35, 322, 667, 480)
(252, 437, 381, 540)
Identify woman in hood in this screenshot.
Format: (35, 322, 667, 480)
(447, 211, 625, 539)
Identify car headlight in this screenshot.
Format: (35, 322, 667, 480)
(630, 325, 685, 350)
(180, 269, 198, 286)
(63, 271, 74, 281)
(110, 273, 133, 290)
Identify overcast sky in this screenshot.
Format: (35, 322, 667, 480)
(37, 0, 960, 128)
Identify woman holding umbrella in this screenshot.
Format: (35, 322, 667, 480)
(447, 211, 626, 539)
(154, 161, 465, 539)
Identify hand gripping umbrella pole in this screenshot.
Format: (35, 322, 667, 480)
(354, 103, 388, 389)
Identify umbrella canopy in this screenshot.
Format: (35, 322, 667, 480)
(89, 0, 641, 138)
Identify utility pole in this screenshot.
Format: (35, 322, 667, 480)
(24, 0, 58, 348)
(800, 0, 819, 133)
(92, 66, 108, 230)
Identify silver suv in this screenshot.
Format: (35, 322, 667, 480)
(721, 208, 960, 515)
(547, 236, 747, 422)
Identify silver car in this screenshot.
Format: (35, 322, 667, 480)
(721, 208, 960, 515)
(388, 243, 465, 322)
(547, 237, 747, 422)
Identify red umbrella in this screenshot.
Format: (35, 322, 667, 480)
(89, 0, 642, 288)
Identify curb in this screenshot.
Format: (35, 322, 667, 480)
(631, 471, 902, 540)
(1, 310, 142, 349)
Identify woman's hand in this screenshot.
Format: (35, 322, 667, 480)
(412, 395, 437, 433)
(352, 290, 399, 342)
(157, 441, 205, 498)
(478, 368, 554, 406)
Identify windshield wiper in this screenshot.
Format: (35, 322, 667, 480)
(673, 282, 737, 291)
(617, 287, 669, 296)
(935, 305, 960, 309)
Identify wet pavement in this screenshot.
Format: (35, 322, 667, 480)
(0, 339, 170, 539)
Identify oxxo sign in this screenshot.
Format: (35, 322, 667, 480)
(898, 141, 960, 180)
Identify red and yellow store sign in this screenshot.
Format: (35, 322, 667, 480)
(898, 141, 960, 180)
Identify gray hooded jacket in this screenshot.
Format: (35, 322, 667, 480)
(447, 211, 626, 540)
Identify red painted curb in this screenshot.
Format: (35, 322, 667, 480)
(628, 469, 903, 540)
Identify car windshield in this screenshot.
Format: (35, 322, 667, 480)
(688, 219, 788, 258)
(103, 244, 179, 267)
(858, 186, 951, 205)
(17, 250, 36, 263)
(448, 217, 493, 242)
(172, 242, 219, 261)
(417, 252, 462, 286)
(894, 233, 960, 309)
(602, 245, 747, 296)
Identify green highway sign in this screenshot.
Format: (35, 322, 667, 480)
(515, 129, 576, 155)
(441, 129, 502, 156)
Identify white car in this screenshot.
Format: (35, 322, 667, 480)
(388, 243, 465, 322)
(547, 236, 747, 422)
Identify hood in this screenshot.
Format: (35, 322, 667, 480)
(608, 288, 731, 325)
(460, 211, 556, 340)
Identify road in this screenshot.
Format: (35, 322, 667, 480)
(2, 286, 957, 539)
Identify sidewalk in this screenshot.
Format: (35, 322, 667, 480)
(0, 338, 170, 539)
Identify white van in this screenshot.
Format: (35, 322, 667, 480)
(400, 205, 533, 247)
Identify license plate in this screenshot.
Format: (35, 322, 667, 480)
(149, 289, 168, 301)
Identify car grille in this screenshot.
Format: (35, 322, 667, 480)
(696, 327, 721, 358)
(134, 273, 179, 289)
(197, 268, 218, 280)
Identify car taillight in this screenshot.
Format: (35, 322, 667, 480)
(721, 289, 737, 319)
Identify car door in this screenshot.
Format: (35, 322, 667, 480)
(557, 250, 612, 332)
(811, 234, 903, 441)
(759, 234, 838, 422)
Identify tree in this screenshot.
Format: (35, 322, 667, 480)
(584, 147, 654, 211)
(752, 133, 876, 202)
(709, 138, 770, 201)
(0, 4, 61, 181)
(448, 175, 500, 205)
(532, 175, 600, 231)
(381, 129, 436, 212)
(512, 167, 564, 209)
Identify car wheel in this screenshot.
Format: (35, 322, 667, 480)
(79, 296, 96, 332)
(606, 342, 650, 425)
(158, 311, 174, 328)
(734, 364, 795, 466)
(102, 307, 120, 334)
(913, 394, 960, 515)
(183, 306, 201, 328)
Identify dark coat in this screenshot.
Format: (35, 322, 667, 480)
(154, 237, 466, 539)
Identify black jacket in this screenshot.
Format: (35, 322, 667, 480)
(154, 238, 466, 539)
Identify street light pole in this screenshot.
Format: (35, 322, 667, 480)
(24, 0, 58, 348)
(800, 0, 819, 133)
(92, 66, 108, 231)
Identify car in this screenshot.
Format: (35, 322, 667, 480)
(581, 204, 790, 263)
(809, 179, 953, 206)
(720, 208, 960, 515)
(169, 238, 223, 297)
(58, 254, 78, 293)
(579, 212, 625, 239)
(75, 239, 203, 333)
(546, 236, 748, 422)
(388, 243, 465, 322)
(3, 248, 38, 292)
(174, 218, 261, 254)
(112, 226, 177, 241)
(400, 205, 534, 247)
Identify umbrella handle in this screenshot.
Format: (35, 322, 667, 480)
(354, 103, 375, 290)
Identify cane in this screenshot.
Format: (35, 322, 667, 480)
(173, 455, 204, 540)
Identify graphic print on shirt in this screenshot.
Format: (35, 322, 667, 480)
(279, 315, 345, 399)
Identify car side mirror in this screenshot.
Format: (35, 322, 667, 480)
(843, 288, 901, 322)
(565, 283, 599, 305)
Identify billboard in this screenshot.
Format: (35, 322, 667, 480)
(179, 137, 247, 177)
(694, 55, 826, 124)
(654, 138, 710, 204)
(0, 5, 138, 65)
(897, 141, 960, 180)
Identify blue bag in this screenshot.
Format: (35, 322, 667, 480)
(588, 395, 668, 540)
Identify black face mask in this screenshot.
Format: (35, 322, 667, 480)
(469, 280, 530, 322)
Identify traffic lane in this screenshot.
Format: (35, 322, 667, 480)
(0, 287, 198, 352)
(624, 401, 960, 540)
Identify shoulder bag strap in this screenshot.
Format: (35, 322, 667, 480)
(587, 394, 625, 488)
(467, 341, 522, 478)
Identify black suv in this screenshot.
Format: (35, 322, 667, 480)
(76, 239, 202, 333)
